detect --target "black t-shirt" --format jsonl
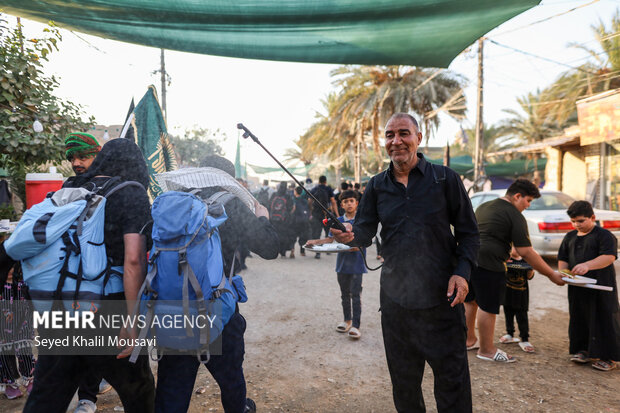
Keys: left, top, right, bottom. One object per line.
{"left": 558, "top": 226, "right": 618, "bottom": 290}
{"left": 476, "top": 198, "right": 531, "bottom": 272}
{"left": 90, "top": 177, "right": 152, "bottom": 267}
{"left": 310, "top": 185, "right": 333, "bottom": 218}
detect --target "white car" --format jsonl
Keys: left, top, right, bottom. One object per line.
{"left": 470, "top": 189, "right": 620, "bottom": 257}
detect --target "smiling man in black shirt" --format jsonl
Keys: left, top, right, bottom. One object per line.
{"left": 332, "top": 113, "right": 479, "bottom": 413}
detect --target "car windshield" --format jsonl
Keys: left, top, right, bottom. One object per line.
{"left": 528, "top": 193, "right": 575, "bottom": 211}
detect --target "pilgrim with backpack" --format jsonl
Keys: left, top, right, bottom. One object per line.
{"left": 152, "top": 156, "right": 279, "bottom": 413}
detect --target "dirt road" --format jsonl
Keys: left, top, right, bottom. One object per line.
{"left": 2, "top": 250, "right": 619, "bottom": 413}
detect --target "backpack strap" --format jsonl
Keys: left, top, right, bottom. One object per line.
{"left": 178, "top": 246, "right": 211, "bottom": 360}
{"left": 431, "top": 163, "right": 447, "bottom": 184}
{"left": 129, "top": 251, "right": 160, "bottom": 364}
{"left": 207, "top": 191, "right": 236, "bottom": 208}
{"left": 103, "top": 180, "right": 145, "bottom": 198}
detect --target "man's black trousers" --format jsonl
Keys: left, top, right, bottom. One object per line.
{"left": 24, "top": 354, "right": 154, "bottom": 413}
{"left": 380, "top": 290, "right": 472, "bottom": 413}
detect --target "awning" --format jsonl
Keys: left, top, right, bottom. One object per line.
{"left": 487, "top": 133, "right": 580, "bottom": 157}
{"left": 2, "top": 0, "right": 540, "bottom": 67}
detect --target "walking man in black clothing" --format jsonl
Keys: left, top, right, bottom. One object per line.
{"left": 332, "top": 113, "right": 479, "bottom": 413}
{"left": 308, "top": 175, "right": 338, "bottom": 259}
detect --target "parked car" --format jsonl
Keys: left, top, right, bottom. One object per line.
{"left": 470, "top": 189, "right": 620, "bottom": 256}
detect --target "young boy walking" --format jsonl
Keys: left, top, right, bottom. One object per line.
{"left": 558, "top": 200, "right": 620, "bottom": 371}
{"left": 306, "top": 190, "right": 366, "bottom": 339}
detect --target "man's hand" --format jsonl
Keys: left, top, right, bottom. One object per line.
{"left": 330, "top": 222, "right": 354, "bottom": 244}
{"left": 548, "top": 271, "right": 566, "bottom": 286}
{"left": 254, "top": 201, "right": 269, "bottom": 219}
{"left": 116, "top": 326, "right": 136, "bottom": 359}
{"left": 447, "top": 275, "right": 468, "bottom": 307}
{"left": 571, "top": 263, "right": 590, "bottom": 275}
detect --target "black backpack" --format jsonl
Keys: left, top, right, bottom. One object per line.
{"left": 293, "top": 198, "right": 310, "bottom": 225}
{"left": 311, "top": 186, "right": 330, "bottom": 217}
{"left": 270, "top": 195, "right": 289, "bottom": 223}
{"left": 256, "top": 188, "right": 270, "bottom": 208}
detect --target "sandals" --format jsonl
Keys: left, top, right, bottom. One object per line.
{"left": 570, "top": 351, "right": 590, "bottom": 364}
{"left": 518, "top": 341, "right": 535, "bottom": 353}
{"left": 466, "top": 340, "right": 480, "bottom": 351}
{"left": 348, "top": 327, "right": 361, "bottom": 339}
{"left": 592, "top": 360, "right": 617, "bottom": 371}
{"left": 499, "top": 334, "right": 521, "bottom": 344}
{"left": 476, "top": 349, "right": 516, "bottom": 363}
{"left": 336, "top": 321, "right": 351, "bottom": 333}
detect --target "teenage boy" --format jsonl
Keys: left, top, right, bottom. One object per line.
{"left": 306, "top": 190, "right": 366, "bottom": 339}
{"left": 464, "top": 179, "right": 565, "bottom": 363}
{"left": 558, "top": 200, "right": 620, "bottom": 371}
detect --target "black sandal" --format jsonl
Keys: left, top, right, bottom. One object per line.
{"left": 570, "top": 351, "right": 590, "bottom": 364}
{"left": 592, "top": 360, "right": 616, "bottom": 371}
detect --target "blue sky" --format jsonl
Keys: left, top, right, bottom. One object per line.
{"left": 12, "top": 0, "right": 620, "bottom": 168}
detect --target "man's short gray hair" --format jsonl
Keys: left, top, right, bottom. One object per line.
{"left": 388, "top": 113, "right": 420, "bottom": 130}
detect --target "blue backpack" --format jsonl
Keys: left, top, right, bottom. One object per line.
{"left": 129, "top": 190, "right": 247, "bottom": 363}
{"left": 3, "top": 178, "right": 143, "bottom": 311}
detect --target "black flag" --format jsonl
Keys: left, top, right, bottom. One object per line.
{"left": 121, "top": 98, "right": 135, "bottom": 140}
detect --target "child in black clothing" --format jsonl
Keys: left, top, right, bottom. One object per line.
{"left": 558, "top": 200, "right": 620, "bottom": 371}
{"left": 500, "top": 250, "right": 535, "bottom": 353}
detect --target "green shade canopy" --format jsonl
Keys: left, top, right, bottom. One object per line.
{"left": 428, "top": 155, "right": 547, "bottom": 177}
{"left": 2, "top": 0, "right": 539, "bottom": 67}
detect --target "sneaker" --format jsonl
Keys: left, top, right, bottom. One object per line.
{"left": 5, "top": 384, "right": 23, "bottom": 400}
{"left": 98, "top": 378, "right": 112, "bottom": 394}
{"left": 244, "top": 398, "right": 257, "bottom": 413}
{"left": 74, "top": 399, "right": 97, "bottom": 413}
{"left": 314, "top": 253, "right": 321, "bottom": 259}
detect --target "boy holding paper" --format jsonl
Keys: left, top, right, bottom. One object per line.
{"left": 558, "top": 200, "right": 620, "bottom": 371}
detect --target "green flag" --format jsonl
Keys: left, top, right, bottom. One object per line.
{"left": 133, "top": 85, "right": 178, "bottom": 198}
{"left": 234, "top": 135, "right": 242, "bottom": 178}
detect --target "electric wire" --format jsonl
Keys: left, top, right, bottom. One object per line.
{"left": 489, "top": 0, "right": 601, "bottom": 37}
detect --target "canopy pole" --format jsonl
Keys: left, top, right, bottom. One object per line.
{"left": 160, "top": 49, "right": 167, "bottom": 125}
{"left": 474, "top": 38, "right": 484, "bottom": 184}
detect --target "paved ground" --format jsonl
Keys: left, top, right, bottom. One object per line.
{"left": 1, "top": 249, "right": 619, "bottom": 412}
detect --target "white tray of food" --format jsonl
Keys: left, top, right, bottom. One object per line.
{"left": 304, "top": 242, "right": 356, "bottom": 253}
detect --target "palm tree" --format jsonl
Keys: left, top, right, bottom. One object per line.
{"left": 501, "top": 91, "right": 563, "bottom": 145}
{"left": 452, "top": 124, "right": 513, "bottom": 158}
{"left": 542, "top": 10, "right": 620, "bottom": 125}
{"left": 298, "top": 66, "right": 467, "bottom": 182}
{"left": 329, "top": 66, "right": 467, "bottom": 151}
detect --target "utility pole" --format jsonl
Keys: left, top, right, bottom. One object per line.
{"left": 16, "top": 17, "right": 24, "bottom": 53}
{"left": 160, "top": 48, "right": 167, "bottom": 125}
{"left": 474, "top": 38, "right": 484, "bottom": 183}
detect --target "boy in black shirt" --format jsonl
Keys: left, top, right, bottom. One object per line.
{"left": 558, "top": 200, "right": 620, "bottom": 371}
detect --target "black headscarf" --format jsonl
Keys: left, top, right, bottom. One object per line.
{"left": 65, "top": 139, "right": 149, "bottom": 189}
{"left": 200, "top": 155, "right": 236, "bottom": 178}
{"left": 276, "top": 181, "right": 287, "bottom": 196}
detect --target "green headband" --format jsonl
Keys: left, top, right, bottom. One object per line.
{"left": 65, "top": 133, "right": 101, "bottom": 160}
